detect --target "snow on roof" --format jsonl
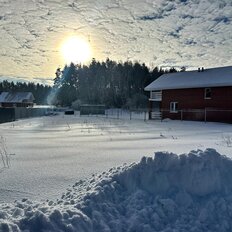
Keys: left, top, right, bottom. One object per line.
{"left": 145, "top": 66, "right": 232, "bottom": 91}
{"left": 0, "top": 92, "right": 34, "bottom": 103}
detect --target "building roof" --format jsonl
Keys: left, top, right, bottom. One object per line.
{"left": 144, "top": 66, "right": 232, "bottom": 91}
{"left": 0, "top": 92, "right": 35, "bottom": 103}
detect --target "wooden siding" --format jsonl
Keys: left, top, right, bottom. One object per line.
{"left": 160, "top": 86, "right": 232, "bottom": 123}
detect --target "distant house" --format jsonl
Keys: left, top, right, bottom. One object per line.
{"left": 144, "top": 66, "right": 232, "bottom": 123}
{"left": 0, "top": 92, "right": 35, "bottom": 108}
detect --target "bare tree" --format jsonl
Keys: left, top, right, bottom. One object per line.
{"left": 0, "top": 136, "right": 10, "bottom": 171}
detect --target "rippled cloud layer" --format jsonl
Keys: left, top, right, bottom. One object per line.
{"left": 0, "top": 0, "right": 231, "bottom": 81}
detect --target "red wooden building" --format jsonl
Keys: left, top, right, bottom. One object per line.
{"left": 145, "top": 66, "right": 232, "bottom": 123}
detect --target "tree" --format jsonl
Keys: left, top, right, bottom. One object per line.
{"left": 52, "top": 59, "right": 178, "bottom": 108}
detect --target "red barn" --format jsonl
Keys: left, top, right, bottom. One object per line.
{"left": 145, "top": 66, "right": 232, "bottom": 123}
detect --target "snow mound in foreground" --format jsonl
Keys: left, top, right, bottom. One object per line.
{"left": 1, "top": 148, "right": 232, "bottom": 232}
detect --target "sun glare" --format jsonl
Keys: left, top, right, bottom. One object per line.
{"left": 61, "top": 36, "right": 92, "bottom": 64}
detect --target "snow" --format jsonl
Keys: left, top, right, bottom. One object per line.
{"left": 1, "top": 149, "right": 232, "bottom": 231}
{"left": 0, "top": 113, "right": 232, "bottom": 231}
{"left": 144, "top": 66, "right": 232, "bottom": 91}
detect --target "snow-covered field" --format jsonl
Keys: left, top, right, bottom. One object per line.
{"left": 0, "top": 114, "right": 232, "bottom": 231}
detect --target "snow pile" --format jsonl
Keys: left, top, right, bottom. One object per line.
{"left": 1, "top": 148, "right": 232, "bottom": 231}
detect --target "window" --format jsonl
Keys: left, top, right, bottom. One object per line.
{"left": 205, "top": 88, "right": 212, "bottom": 99}
{"left": 170, "top": 102, "right": 178, "bottom": 113}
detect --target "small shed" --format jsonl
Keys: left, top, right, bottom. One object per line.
{"left": 0, "top": 92, "right": 35, "bottom": 108}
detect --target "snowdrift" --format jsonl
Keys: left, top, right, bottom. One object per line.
{"left": 1, "top": 148, "right": 232, "bottom": 232}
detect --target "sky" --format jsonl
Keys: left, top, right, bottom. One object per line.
{"left": 0, "top": 0, "right": 232, "bottom": 83}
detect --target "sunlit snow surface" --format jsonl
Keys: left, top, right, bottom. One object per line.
{"left": 0, "top": 113, "right": 232, "bottom": 231}
{"left": 2, "top": 149, "right": 232, "bottom": 231}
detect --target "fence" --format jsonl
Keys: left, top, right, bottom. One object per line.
{"left": 81, "top": 108, "right": 149, "bottom": 121}
{"left": 0, "top": 108, "right": 15, "bottom": 123}
{"left": 80, "top": 105, "right": 106, "bottom": 115}
{"left": 80, "top": 108, "right": 232, "bottom": 123}
{"left": 0, "top": 107, "right": 51, "bottom": 124}
{"left": 159, "top": 109, "right": 232, "bottom": 123}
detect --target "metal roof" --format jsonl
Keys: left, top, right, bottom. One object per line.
{"left": 145, "top": 66, "right": 232, "bottom": 91}
{"left": 0, "top": 92, "right": 35, "bottom": 103}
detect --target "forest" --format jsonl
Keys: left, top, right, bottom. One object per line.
{"left": 51, "top": 58, "right": 177, "bottom": 109}
{"left": 0, "top": 59, "right": 178, "bottom": 108}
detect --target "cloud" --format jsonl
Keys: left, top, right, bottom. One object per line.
{"left": 33, "top": 77, "right": 53, "bottom": 85}
{"left": 139, "top": 13, "right": 163, "bottom": 21}
{"left": 0, "top": 0, "right": 231, "bottom": 81}
{"left": 0, "top": 75, "right": 31, "bottom": 83}
{"left": 214, "top": 16, "right": 230, "bottom": 24}
{"left": 0, "top": 75, "right": 52, "bottom": 85}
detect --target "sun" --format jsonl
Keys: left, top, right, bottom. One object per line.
{"left": 61, "top": 36, "right": 92, "bottom": 64}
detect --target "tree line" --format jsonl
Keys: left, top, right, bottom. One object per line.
{"left": 0, "top": 80, "right": 52, "bottom": 105}
{"left": 0, "top": 59, "right": 178, "bottom": 108}
{"left": 51, "top": 58, "right": 177, "bottom": 109}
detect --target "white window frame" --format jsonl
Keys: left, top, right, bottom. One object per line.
{"left": 204, "top": 88, "right": 212, "bottom": 99}
{"left": 170, "top": 102, "right": 178, "bottom": 113}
